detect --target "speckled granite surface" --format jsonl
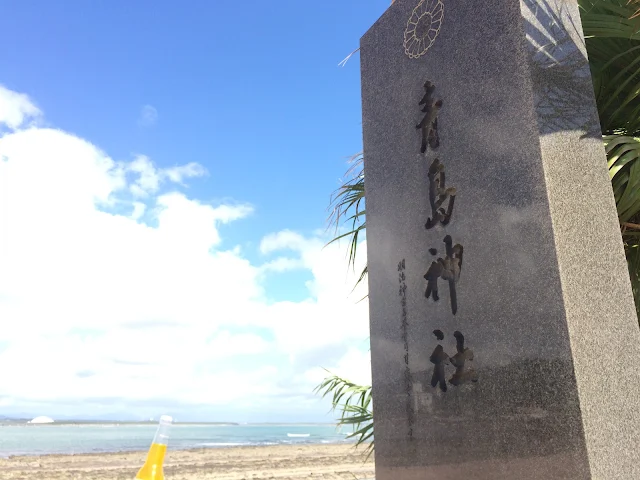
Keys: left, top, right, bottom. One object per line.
{"left": 360, "top": 0, "right": 640, "bottom": 478}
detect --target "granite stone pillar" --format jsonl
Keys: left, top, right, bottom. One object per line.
{"left": 360, "top": 1, "right": 640, "bottom": 478}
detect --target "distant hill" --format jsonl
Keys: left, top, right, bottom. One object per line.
{"left": 0, "top": 412, "right": 243, "bottom": 425}
{"left": 0, "top": 417, "right": 30, "bottom": 425}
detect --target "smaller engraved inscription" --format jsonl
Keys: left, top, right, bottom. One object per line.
{"left": 424, "top": 235, "right": 463, "bottom": 315}
{"left": 429, "top": 330, "right": 478, "bottom": 392}
{"left": 416, "top": 81, "right": 442, "bottom": 153}
{"left": 398, "top": 259, "right": 414, "bottom": 438}
{"left": 426, "top": 158, "right": 456, "bottom": 229}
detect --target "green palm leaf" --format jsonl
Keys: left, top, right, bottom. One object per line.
{"left": 580, "top": 0, "right": 640, "bottom": 134}
{"left": 326, "top": 152, "right": 367, "bottom": 291}
{"left": 314, "top": 372, "right": 374, "bottom": 459}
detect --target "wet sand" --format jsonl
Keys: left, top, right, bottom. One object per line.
{"left": 0, "top": 443, "right": 374, "bottom": 479}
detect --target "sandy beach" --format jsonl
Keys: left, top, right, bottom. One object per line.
{"left": 0, "top": 443, "right": 374, "bottom": 480}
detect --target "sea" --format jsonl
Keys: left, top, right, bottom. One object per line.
{"left": 0, "top": 423, "right": 356, "bottom": 458}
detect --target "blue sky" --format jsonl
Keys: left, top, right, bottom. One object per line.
{"left": 0, "top": 1, "right": 388, "bottom": 422}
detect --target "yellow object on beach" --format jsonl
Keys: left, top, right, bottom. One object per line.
{"left": 135, "top": 415, "right": 172, "bottom": 480}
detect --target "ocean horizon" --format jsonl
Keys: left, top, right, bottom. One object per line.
{"left": 0, "top": 422, "right": 357, "bottom": 458}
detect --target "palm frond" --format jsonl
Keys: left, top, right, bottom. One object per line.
{"left": 314, "top": 372, "right": 374, "bottom": 459}
{"left": 606, "top": 136, "right": 640, "bottom": 221}
{"left": 326, "top": 153, "right": 368, "bottom": 290}
{"left": 339, "top": 48, "right": 361, "bottom": 67}
{"left": 607, "top": 134, "right": 640, "bottom": 317}
{"left": 580, "top": 0, "right": 640, "bottom": 135}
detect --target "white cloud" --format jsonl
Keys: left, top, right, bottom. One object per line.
{"left": 304, "top": 347, "right": 372, "bottom": 387}
{"left": 131, "top": 201, "right": 146, "bottom": 220}
{"left": 138, "top": 104, "right": 158, "bottom": 127}
{"left": 128, "top": 155, "right": 161, "bottom": 193}
{"left": 124, "top": 155, "right": 209, "bottom": 198}
{"left": 260, "top": 257, "right": 305, "bottom": 273}
{"left": 0, "top": 86, "right": 370, "bottom": 421}
{"left": 0, "top": 85, "right": 42, "bottom": 130}
{"left": 260, "top": 230, "right": 310, "bottom": 254}
{"left": 164, "top": 162, "right": 207, "bottom": 184}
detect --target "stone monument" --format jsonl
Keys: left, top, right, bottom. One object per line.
{"left": 360, "top": 0, "right": 640, "bottom": 478}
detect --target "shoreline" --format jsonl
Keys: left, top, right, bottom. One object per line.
{"left": 0, "top": 438, "right": 358, "bottom": 459}
{"left": 0, "top": 443, "right": 374, "bottom": 480}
